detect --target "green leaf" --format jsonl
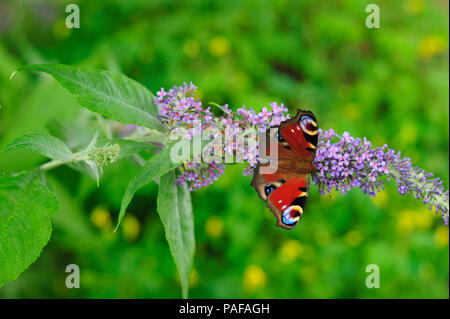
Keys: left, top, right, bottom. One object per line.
{"left": 0, "top": 134, "right": 73, "bottom": 162}
{"left": 157, "top": 170, "right": 194, "bottom": 299}
{"left": 0, "top": 170, "right": 59, "bottom": 287}
{"left": 116, "top": 140, "right": 191, "bottom": 230}
{"left": 19, "top": 64, "right": 165, "bottom": 132}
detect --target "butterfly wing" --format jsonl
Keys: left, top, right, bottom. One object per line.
{"left": 251, "top": 109, "right": 319, "bottom": 230}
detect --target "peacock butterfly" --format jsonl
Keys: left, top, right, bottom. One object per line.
{"left": 251, "top": 109, "right": 318, "bottom": 230}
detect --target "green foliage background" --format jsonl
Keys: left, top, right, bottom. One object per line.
{"left": 0, "top": 0, "right": 448, "bottom": 298}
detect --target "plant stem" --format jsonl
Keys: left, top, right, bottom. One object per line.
{"left": 39, "top": 160, "right": 65, "bottom": 171}
{"left": 209, "top": 102, "right": 230, "bottom": 115}
{"left": 39, "top": 151, "right": 85, "bottom": 172}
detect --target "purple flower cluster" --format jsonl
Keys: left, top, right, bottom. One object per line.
{"left": 236, "top": 102, "right": 290, "bottom": 129}
{"left": 150, "top": 82, "right": 449, "bottom": 224}
{"left": 313, "top": 129, "right": 449, "bottom": 225}
{"left": 155, "top": 82, "right": 214, "bottom": 132}
{"left": 234, "top": 102, "right": 290, "bottom": 172}
{"left": 409, "top": 166, "right": 449, "bottom": 225}
{"left": 154, "top": 83, "right": 290, "bottom": 190}
{"left": 155, "top": 83, "right": 221, "bottom": 190}
{"left": 175, "top": 161, "right": 225, "bottom": 191}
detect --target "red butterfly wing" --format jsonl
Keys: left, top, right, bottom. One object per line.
{"left": 251, "top": 110, "right": 318, "bottom": 230}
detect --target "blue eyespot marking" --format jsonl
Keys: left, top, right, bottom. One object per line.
{"left": 282, "top": 206, "right": 302, "bottom": 226}
{"left": 264, "top": 184, "right": 276, "bottom": 196}
{"left": 299, "top": 115, "right": 317, "bottom": 134}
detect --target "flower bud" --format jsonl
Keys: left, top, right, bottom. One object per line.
{"left": 88, "top": 144, "right": 120, "bottom": 167}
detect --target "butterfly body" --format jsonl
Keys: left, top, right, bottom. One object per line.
{"left": 251, "top": 109, "right": 319, "bottom": 230}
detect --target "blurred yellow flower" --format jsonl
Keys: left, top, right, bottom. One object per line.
{"left": 53, "top": 18, "right": 71, "bottom": 38}
{"left": 398, "top": 123, "right": 417, "bottom": 146}
{"left": 397, "top": 209, "right": 415, "bottom": 235}
{"left": 414, "top": 209, "right": 432, "bottom": 231}
{"left": 279, "top": 240, "right": 303, "bottom": 263}
{"left": 232, "top": 71, "right": 250, "bottom": 90}
{"left": 371, "top": 136, "right": 386, "bottom": 148}
{"left": 183, "top": 39, "right": 200, "bottom": 58}
{"left": 209, "top": 36, "right": 231, "bottom": 57}
{"left": 81, "top": 270, "right": 98, "bottom": 286}
{"left": 205, "top": 216, "right": 223, "bottom": 239}
{"left": 419, "top": 35, "right": 447, "bottom": 60}
{"left": 122, "top": 214, "right": 140, "bottom": 242}
{"left": 397, "top": 208, "right": 435, "bottom": 235}
{"left": 298, "top": 266, "right": 317, "bottom": 283}
{"left": 418, "top": 262, "right": 436, "bottom": 280}
{"left": 90, "top": 206, "right": 112, "bottom": 230}
{"left": 434, "top": 226, "right": 449, "bottom": 247}
{"left": 405, "top": 0, "right": 424, "bottom": 14}
{"left": 189, "top": 268, "right": 199, "bottom": 288}
{"left": 343, "top": 103, "right": 361, "bottom": 121}
{"left": 344, "top": 230, "right": 363, "bottom": 247}
{"left": 243, "top": 265, "right": 267, "bottom": 292}
{"left": 321, "top": 191, "right": 337, "bottom": 206}
{"left": 195, "top": 89, "right": 204, "bottom": 101}
{"left": 371, "top": 190, "right": 388, "bottom": 208}
{"left": 314, "top": 229, "right": 331, "bottom": 246}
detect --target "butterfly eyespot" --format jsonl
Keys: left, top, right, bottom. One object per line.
{"left": 299, "top": 115, "right": 317, "bottom": 134}
{"left": 264, "top": 184, "right": 276, "bottom": 196}
{"left": 277, "top": 131, "right": 285, "bottom": 142}
{"left": 282, "top": 206, "right": 302, "bottom": 226}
